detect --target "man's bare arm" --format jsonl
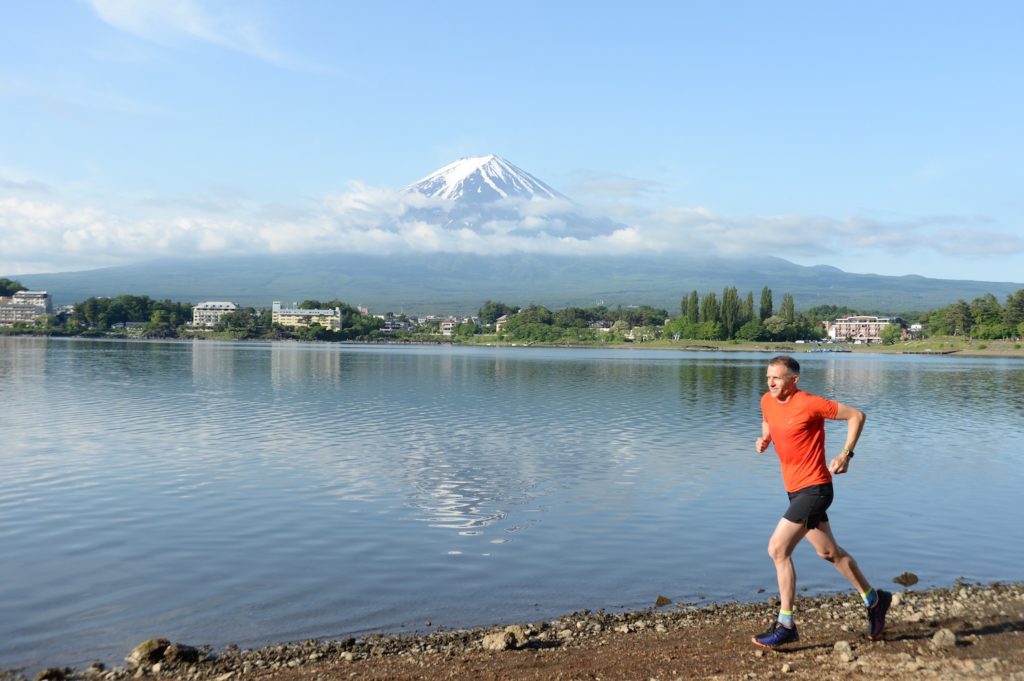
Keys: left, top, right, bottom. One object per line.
{"left": 755, "top": 419, "right": 772, "bottom": 453}
{"left": 829, "top": 403, "right": 865, "bottom": 474}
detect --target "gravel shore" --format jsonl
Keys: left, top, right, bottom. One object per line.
{"left": 12, "top": 580, "right": 1024, "bottom": 681}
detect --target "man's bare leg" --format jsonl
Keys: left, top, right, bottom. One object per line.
{"left": 766, "top": 517, "right": 809, "bottom": 612}
{"left": 804, "top": 520, "right": 870, "bottom": 594}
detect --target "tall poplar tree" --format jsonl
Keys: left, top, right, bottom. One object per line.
{"left": 721, "top": 287, "right": 740, "bottom": 339}
{"left": 759, "top": 286, "right": 773, "bottom": 321}
{"left": 742, "top": 291, "right": 755, "bottom": 325}
{"left": 700, "top": 292, "right": 721, "bottom": 324}
{"left": 781, "top": 293, "right": 796, "bottom": 323}
{"left": 687, "top": 290, "right": 699, "bottom": 324}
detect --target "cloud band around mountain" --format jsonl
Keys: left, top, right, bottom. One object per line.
{"left": 1, "top": 181, "right": 1019, "bottom": 276}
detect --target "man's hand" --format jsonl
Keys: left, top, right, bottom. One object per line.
{"left": 755, "top": 436, "right": 771, "bottom": 453}
{"left": 828, "top": 453, "right": 851, "bottom": 474}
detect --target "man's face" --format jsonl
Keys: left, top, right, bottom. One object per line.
{"left": 766, "top": 364, "right": 799, "bottom": 401}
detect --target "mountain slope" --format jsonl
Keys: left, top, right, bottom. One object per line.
{"left": 15, "top": 252, "right": 1022, "bottom": 314}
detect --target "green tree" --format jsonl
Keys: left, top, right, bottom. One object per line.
{"left": 696, "top": 320, "right": 724, "bottom": 340}
{"left": 945, "top": 300, "right": 972, "bottom": 336}
{"left": 970, "top": 294, "right": 1002, "bottom": 328}
{"left": 699, "top": 292, "right": 720, "bottom": 324}
{"left": 1003, "top": 289, "right": 1024, "bottom": 328}
{"left": 686, "top": 291, "right": 699, "bottom": 324}
{"left": 780, "top": 293, "right": 796, "bottom": 324}
{"left": 972, "top": 322, "right": 1010, "bottom": 340}
{"left": 144, "top": 309, "right": 176, "bottom": 338}
{"left": 759, "top": 286, "right": 773, "bottom": 321}
{"left": 218, "top": 308, "right": 260, "bottom": 337}
{"left": 514, "top": 304, "right": 554, "bottom": 325}
{"left": 0, "top": 278, "right": 26, "bottom": 296}
{"left": 735, "top": 318, "right": 766, "bottom": 341}
{"left": 720, "top": 286, "right": 741, "bottom": 339}
{"left": 617, "top": 305, "right": 669, "bottom": 327}
{"left": 879, "top": 324, "right": 902, "bottom": 345}
{"left": 763, "top": 315, "right": 789, "bottom": 340}
{"left": 72, "top": 297, "right": 103, "bottom": 327}
{"left": 553, "top": 307, "right": 589, "bottom": 329}
{"left": 741, "top": 291, "right": 755, "bottom": 326}
{"left": 479, "top": 300, "right": 518, "bottom": 324}
{"left": 805, "top": 304, "right": 859, "bottom": 324}
{"left": 455, "top": 321, "right": 479, "bottom": 337}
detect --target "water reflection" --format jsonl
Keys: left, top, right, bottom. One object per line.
{"left": 3, "top": 340, "right": 1023, "bottom": 675}
{"left": 269, "top": 343, "right": 343, "bottom": 389}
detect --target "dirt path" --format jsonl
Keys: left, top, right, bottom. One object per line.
{"left": 26, "top": 581, "right": 1022, "bottom": 681}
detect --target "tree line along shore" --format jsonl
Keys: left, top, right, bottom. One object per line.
{"left": 2, "top": 277, "right": 1024, "bottom": 353}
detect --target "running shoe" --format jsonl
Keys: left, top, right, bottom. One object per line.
{"left": 752, "top": 621, "right": 799, "bottom": 649}
{"left": 867, "top": 589, "right": 892, "bottom": 640}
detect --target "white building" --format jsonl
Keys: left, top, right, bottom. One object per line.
{"left": 272, "top": 301, "right": 342, "bottom": 330}
{"left": 440, "top": 318, "right": 458, "bottom": 336}
{"left": 828, "top": 315, "right": 906, "bottom": 343}
{"left": 0, "top": 290, "right": 52, "bottom": 326}
{"left": 192, "top": 301, "right": 239, "bottom": 327}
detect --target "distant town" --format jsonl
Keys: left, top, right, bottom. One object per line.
{"left": 4, "top": 277, "right": 1023, "bottom": 348}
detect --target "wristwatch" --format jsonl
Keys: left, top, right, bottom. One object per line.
{"left": 841, "top": 448, "right": 855, "bottom": 458}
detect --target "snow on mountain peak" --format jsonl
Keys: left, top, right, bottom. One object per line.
{"left": 403, "top": 155, "right": 567, "bottom": 203}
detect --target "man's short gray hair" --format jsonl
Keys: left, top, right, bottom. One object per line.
{"left": 768, "top": 355, "right": 800, "bottom": 375}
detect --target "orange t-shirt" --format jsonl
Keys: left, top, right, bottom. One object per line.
{"left": 760, "top": 390, "right": 839, "bottom": 493}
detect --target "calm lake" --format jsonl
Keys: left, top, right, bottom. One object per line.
{"left": 2, "top": 337, "right": 1022, "bottom": 671}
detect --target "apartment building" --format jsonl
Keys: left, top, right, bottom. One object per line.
{"left": 271, "top": 301, "right": 342, "bottom": 330}
{"left": 827, "top": 315, "right": 906, "bottom": 342}
{"left": 192, "top": 301, "right": 239, "bottom": 327}
{"left": 0, "top": 290, "right": 52, "bottom": 326}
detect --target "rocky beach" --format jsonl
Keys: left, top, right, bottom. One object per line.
{"left": 11, "top": 581, "right": 1024, "bottom": 681}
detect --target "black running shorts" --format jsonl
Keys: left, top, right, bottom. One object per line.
{"left": 783, "top": 482, "right": 834, "bottom": 529}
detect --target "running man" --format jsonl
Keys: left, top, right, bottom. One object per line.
{"left": 752, "top": 355, "right": 890, "bottom": 649}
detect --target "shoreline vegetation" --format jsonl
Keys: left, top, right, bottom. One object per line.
{"left": 3, "top": 280, "right": 1024, "bottom": 357}
{"left": 9, "top": 580, "right": 1024, "bottom": 681}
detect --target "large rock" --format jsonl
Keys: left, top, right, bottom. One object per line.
{"left": 503, "top": 625, "right": 530, "bottom": 648}
{"left": 481, "top": 631, "right": 516, "bottom": 651}
{"left": 833, "top": 640, "right": 855, "bottom": 662}
{"left": 931, "top": 628, "right": 957, "bottom": 649}
{"left": 163, "top": 642, "right": 200, "bottom": 665}
{"left": 126, "top": 638, "right": 171, "bottom": 668}
{"left": 893, "top": 571, "right": 919, "bottom": 587}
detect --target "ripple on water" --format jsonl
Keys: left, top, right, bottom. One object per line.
{"left": 1, "top": 339, "right": 1023, "bottom": 673}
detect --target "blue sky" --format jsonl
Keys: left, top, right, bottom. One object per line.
{"left": 1, "top": 0, "right": 1022, "bottom": 283}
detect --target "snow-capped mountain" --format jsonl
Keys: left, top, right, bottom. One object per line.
{"left": 403, "top": 155, "right": 567, "bottom": 203}
{"left": 398, "top": 155, "right": 621, "bottom": 239}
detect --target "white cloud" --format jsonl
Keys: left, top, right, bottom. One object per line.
{"left": 1, "top": 180, "right": 1021, "bottom": 277}
{"left": 87, "top": 0, "right": 320, "bottom": 70}
{"left": 0, "top": 173, "right": 54, "bottom": 195}
{"left": 565, "top": 170, "right": 664, "bottom": 200}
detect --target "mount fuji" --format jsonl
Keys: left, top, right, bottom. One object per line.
{"left": 403, "top": 155, "right": 566, "bottom": 203}
{"left": 399, "top": 155, "right": 620, "bottom": 239}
